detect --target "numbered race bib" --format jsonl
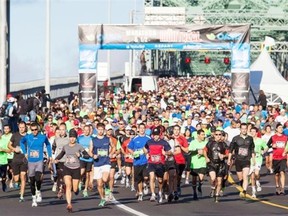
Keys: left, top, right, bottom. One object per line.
{"left": 151, "top": 154, "right": 161, "bottom": 162}
{"left": 30, "top": 150, "right": 40, "bottom": 158}
{"left": 276, "top": 141, "right": 285, "bottom": 148}
{"left": 98, "top": 149, "right": 108, "bottom": 157}
{"left": 212, "top": 151, "right": 219, "bottom": 160}
{"left": 67, "top": 155, "right": 77, "bottom": 164}
{"left": 238, "top": 147, "right": 248, "bottom": 157}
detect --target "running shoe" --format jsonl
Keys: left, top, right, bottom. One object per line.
{"left": 276, "top": 186, "right": 281, "bottom": 195}
{"left": 181, "top": 172, "right": 186, "bottom": 179}
{"left": 168, "top": 193, "right": 174, "bottom": 203}
{"left": 256, "top": 181, "right": 262, "bottom": 192}
{"left": 150, "top": 193, "right": 156, "bottom": 202}
{"left": 251, "top": 193, "right": 257, "bottom": 198}
{"left": 32, "top": 196, "right": 37, "bottom": 207}
{"left": 239, "top": 190, "right": 246, "bottom": 198}
{"left": 131, "top": 185, "right": 136, "bottom": 192}
{"left": 2, "top": 182, "right": 7, "bottom": 192}
{"left": 120, "top": 176, "right": 126, "bottom": 185}
{"left": 197, "top": 185, "right": 202, "bottom": 197}
{"left": 109, "top": 192, "right": 115, "bottom": 201}
{"left": 78, "top": 182, "right": 83, "bottom": 192}
{"left": 36, "top": 191, "right": 42, "bottom": 203}
{"left": 14, "top": 182, "right": 20, "bottom": 189}
{"left": 57, "top": 189, "right": 64, "bottom": 199}
{"left": 98, "top": 199, "right": 106, "bottom": 207}
{"left": 138, "top": 193, "right": 143, "bottom": 201}
{"left": 83, "top": 190, "right": 89, "bottom": 198}
{"left": 280, "top": 188, "right": 285, "bottom": 195}
{"left": 214, "top": 195, "right": 219, "bottom": 203}
{"left": 66, "top": 204, "right": 72, "bottom": 213}
{"left": 158, "top": 192, "right": 163, "bottom": 203}
{"left": 9, "top": 181, "right": 13, "bottom": 189}
{"left": 193, "top": 193, "right": 198, "bottom": 200}
{"left": 185, "top": 179, "right": 189, "bottom": 185}
{"left": 143, "top": 183, "right": 149, "bottom": 195}
{"left": 210, "top": 188, "right": 215, "bottom": 198}
{"left": 19, "top": 196, "right": 24, "bottom": 202}
{"left": 174, "top": 192, "right": 179, "bottom": 201}
{"left": 52, "top": 182, "right": 57, "bottom": 192}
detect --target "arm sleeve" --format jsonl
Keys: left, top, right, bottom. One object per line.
{"left": 267, "top": 137, "right": 273, "bottom": 148}
{"left": 45, "top": 137, "right": 52, "bottom": 158}
{"left": 55, "top": 148, "right": 65, "bottom": 160}
{"left": 229, "top": 137, "right": 236, "bottom": 153}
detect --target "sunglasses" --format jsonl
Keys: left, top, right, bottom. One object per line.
{"left": 31, "top": 128, "right": 38, "bottom": 131}
{"left": 215, "top": 133, "right": 222, "bottom": 136}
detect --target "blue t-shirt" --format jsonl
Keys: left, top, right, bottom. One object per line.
{"left": 92, "top": 136, "right": 110, "bottom": 167}
{"left": 20, "top": 133, "right": 52, "bottom": 163}
{"left": 128, "top": 135, "right": 150, "bottom": 166}
{"left": 78, "top": 135, "right": 93, "bottom": 162}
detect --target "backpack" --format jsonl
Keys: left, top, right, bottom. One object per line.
{"left": 26, "top": 97, "right": 35, "bottom": 112}
{"left": 0, "top": 102, "right": 8, "bottom": 117}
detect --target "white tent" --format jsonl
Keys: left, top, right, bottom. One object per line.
{"left": 250, "top": 50, "right": 288, "bottom": 104}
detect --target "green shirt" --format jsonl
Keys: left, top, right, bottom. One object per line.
{"left": 251, "top": 137, "right": 267, "bottom": 164}
{"left": 189, "top": 139, "right": 208, "bottom": 169}
{"left": 0, "top": 134, "right": 12, "bottom": 165}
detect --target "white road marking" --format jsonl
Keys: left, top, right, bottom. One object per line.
{"left": 111, "top": 200, "right": 149, "bottom": 216}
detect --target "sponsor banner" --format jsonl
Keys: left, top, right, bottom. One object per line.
{"left": 99, "top": 42, "right": 231, "bottom": 50}
{"left": 231, "top": 43, "right": 250, "bottom": 70}
{"left": 231, "top": 72, "right": 250, "bottom": 104}
{"left": 79, "top": 91, "right": 96, "bottom": 111}
{"left": 79, "top": 45, "right": 98, "bottom": 71}
{"left": 231, "top": 90, "right": 249, "bottom": 105}
{"left": 79, "top": 24, "right": 250, "bottom": 45}
{"left": 79, "top": 73, "right": 96, "bottom": 92}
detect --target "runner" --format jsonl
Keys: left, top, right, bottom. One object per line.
{"left": 228, "top": 123, "right": 255, "bottom": 198}
{"left": 20, "top": 122, "right": 52, "bottom": 207}
{"left": 54, "top": 129, "right": 90, "bottom": 212}
{"left": 204, "top": 130, "right": 228, "bottom": 202}
{"left": 89, "top": 123, "right": 115, "bottom": 207}
{"left": 0, "top": 126, "right": 12, "bottom": 192}
{"left": 189, "top": 129, "right": 208, "bottom": 200}
{"left": 249, "top": 127, "right": 268, "bottom": 198}
{"left": 267, "top": 123, "right": 288, "bottom": 195}
{"left": 144, "top": 127, "right": 172, "bottom": 203}
{"left": 128, "top": 123, "right": 150, "bottom": 201}
{"left": 52, "top": 123, "right": 70, "bottom": 199}
{"left": 8, "top": 121, "right": 28, "bottom": 201}
{"left": 78, "top": 124, "right": 93, "bottom": 197}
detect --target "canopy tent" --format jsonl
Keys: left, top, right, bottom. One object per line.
{"left": 250, "top": 50, "right": 288, "bottom": 104}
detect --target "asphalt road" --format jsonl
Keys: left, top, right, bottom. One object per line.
{"left": 0, "top": 167, "right": 288, "bottom": 216}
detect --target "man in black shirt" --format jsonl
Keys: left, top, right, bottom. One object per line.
{"left": 228, "top": 123, "right": 255, "bottom": 198}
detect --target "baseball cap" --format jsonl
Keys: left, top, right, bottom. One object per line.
{"left": 152, "top": 127, "right": 161, "bottom": 135}
{"left": 105, "top": 124, "right": 113, "bottom": 131}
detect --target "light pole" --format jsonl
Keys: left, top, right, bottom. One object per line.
{"left": 0, "top": 0, "right": 7, "bottom": 104}
{"left": 107, "top": 0, "right": 111, "bottom": 85}
{"left": 45, "top": 0, "right": 51, "bottom": 107}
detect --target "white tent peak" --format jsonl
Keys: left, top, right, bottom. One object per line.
{"left": 250, "top": 49, "right": 288, "bottom": 104}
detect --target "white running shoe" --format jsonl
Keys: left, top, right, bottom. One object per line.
{"left": 256, "top": 181, "right": 262, "bottom": 192}
{"left": 52, "top": 182, "right": 57, "bottom": 192}
{"left": 181, "top": 173, "right": 186, "bottom": 179}
{"left": 143, "top": 183, "right": 149, "bottom": 195}
{"left": 251, "top": 193, "right": 257, "bottom": 198}
{"left": 120, "top": 177, "right": 126, "bottom": 185}
{"left": 9, "top": 181, "right": 13, "bottom": 189}
{"left": 36, "top": 191, "right": 42, "bottom": 203}
{"left": 32, "top": 196, "right": 37, "bottom": 207}
{"left": 158, "top": 192, "right": 163, "bottom": 203}
{"left": 185, "top": 179, "right": 189, "bottom": 185}
{"left": 138, "top": 193, "right": 143, "bottom": 201}
{"left": 131, "top": 185, "right": 136, "bottom": 192}
{"left": 150, "top": 193, "right": 156, "bottom": 202}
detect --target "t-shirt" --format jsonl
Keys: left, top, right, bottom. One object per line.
{"left": 0, "top": 136, "right": 9, "bottom": 165}
{"left": 10, "top": 132, "right": 26, "bottom": 163}
{"left": 55, "top": 143, "right": 84, "bottom": 169}
{"left": 230, "top": 135, "right": 255, "bottom": 161}
{"left": 267, "top": 134, "right": 288, "bottom": 160}
{"left": 145, "top": 138, "right": 171, "bottom": 165}
{"left": 53, "top": 136, "right": 70, "bottom": 163}
{"left": 251, "top": 138, "right": 267, "bottom": 165}
{"left": 92, "top": 136, "right": 110, "bottom": 167}
{"left": 189, "top": 139, "right": 208, "bottom": 169}
{"left": 122, "top": 138, "right": 133, "bottom": 163}
{"left": 173, "top": 136, "right": 189, "bottom": 165}
{"left": 78, "top": 135, "right": 93, "bottom": 162}
{"left": 128, "top": 135, "right": 150, "bottom": 166}
{"left": 0, "top": 134, "right": 13, "bottom": 162}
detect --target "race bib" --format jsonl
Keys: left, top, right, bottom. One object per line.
{"left": 67, "top": 155, "right": 77, "bottom": 164}
{"left": 30, "top": 150, "right": 39, "bottom": 158}
{"left": 98, "top": 149, "right": 108, "bottom": 156}
{"left": 276, "top": 141, "right": 285, "bottom": 148}
{"left": 212, "top": 151, "right": 219, "bottom": 160}
{"left": 238, "top": 147, "right": 248, "bottom": 156}
{"left": 151, "top": 154, "right": 161, "bottom": 162}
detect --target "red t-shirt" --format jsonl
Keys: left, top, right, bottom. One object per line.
{"left": 268, "top": 134, "right": 288, "bottom": 160}
{"left": 173, "top": 136, "right": 189, "bottom": 164}
{"left": 122, "top": 138, "right": 133, "bottom": 163}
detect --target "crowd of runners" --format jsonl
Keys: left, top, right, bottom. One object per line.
{"left": 0, "top": 76, "right": 287, "bottom": 212}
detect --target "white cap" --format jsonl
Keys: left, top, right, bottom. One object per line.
{"left": 136, "top": 120, "right": 142, "bottom": 124}
{"left": 105, "top": 124, "right": 113, "bottom": 131}
{"left": 125, "top": 125, "right": 132, "bottom": 130}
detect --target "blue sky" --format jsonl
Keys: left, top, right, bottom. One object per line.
{"left": 10, "top": 0, "right": 144, "bottom": 83}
